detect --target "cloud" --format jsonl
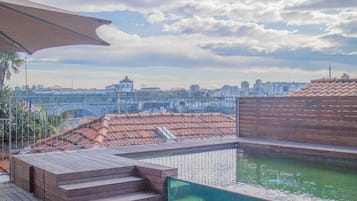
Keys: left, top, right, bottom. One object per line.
{"left": 163, "top": 16, "right": 283, "bottom": 36}
{"left": 32, "top": 0, "right": 174, "bottom": 13}
{"left": 281, "top": 10, "right": 337, "bottom": 25}
{"left": 289, "top": 0, "right": 357, "bottom": 10}
{"left": 28, "top": 25, "right": 354, "bottom": 72}
{"left": 33, "top": 0, "right": 356, "bottom": 34}
{"left": 324, "top": 11, "right": 357, "bottom": 37}
{"left": 146, "top": 12, "right": 165, "bottom": 24}
{"left": 21, "top": 0, "right": 356, "bottom": 88}
{"left": 163, "top": 16, "right": 334, "bottom": 54}
{"left": 321, "top": 34, "right": 357, "bottom": 55}
{"left": 32, "top": 0, "right": 287, "bottom": 23}
{"left": 30, "top": 25, "right": 236, "bottom": 68}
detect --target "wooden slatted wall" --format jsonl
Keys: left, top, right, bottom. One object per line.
{"left": 237, "top": 97, "right": 357, "bottom": 147}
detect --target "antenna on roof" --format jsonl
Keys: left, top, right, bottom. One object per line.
{"left": 329, "top": 65, "right": 332, "bottom": 80}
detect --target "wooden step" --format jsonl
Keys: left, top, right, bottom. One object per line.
{"left": 92, "top": 192, "right": 161, "bottom": 201}
{"left": 57, "top": 166, "right": 136, "bottom": 184}
{"left": 59, "top": 176, "right": 147, "bottom": 200}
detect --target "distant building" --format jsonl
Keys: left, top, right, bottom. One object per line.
{"left": 30, "top": 87, "right": 114, "bottom": 95}
{"left": 135, "top": 87, "right": 162, "bottom": 101}
{"left": 170, "top": 88, "right": 189, "bottom": 98}
{"left": 189, "top": 84, "right": 200, "bottom": 97}
{"left": 240, "top": 81, "right": 250, "bottom": 96}
{"left": 252, "top": 79, "right": 263, "bottom": 96}
{"left": 220, "top": 85, "right": 240, "bottom": 97}
{"left": 119, "top": 76, "right": 134, "bottom": 93}
{"left": 272, "top": 82, "right": 307, "bottom": 96}
{"left": 139, "top": 87, "right": 161, "bottom": 92}
{"left": 239, "top": 80, "right": 306, "bottom": 97}
{"left": 105, "top": 84, "right": 116, "bottom": 90}
{"left": 262, "top": 82, "right": 274, "bottom": 96}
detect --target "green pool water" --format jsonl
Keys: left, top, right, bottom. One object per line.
{"left": 234, "top": 151, "right": 357, "bottom": 201}
{"left": 139, "top": 148, "right": 357, "bottom": 201}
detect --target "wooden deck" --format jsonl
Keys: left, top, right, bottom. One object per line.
{"left": 236, "top": 137, "right": 357, "bottom": 158}
{"left": 0, "top": 176, "right": 39, "bottom": 201}
{"left": 11, "top": 138, "right": 237, "bottom": 201}
{"left": 14, "top": 137, "right": 238, "bottom": 175}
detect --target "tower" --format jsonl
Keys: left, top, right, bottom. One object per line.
{"left": 119, "top": 76, "right": 134, "bottom": 93}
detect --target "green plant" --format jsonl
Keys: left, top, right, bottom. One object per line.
{"left": 0, "top": 85, "right": 12, "bottom": 118}
{"left": 1, "top": 89, "right": 64, "bottom": 147}
{"left": 0, "top": 51, "right": 24, "bottom": 86}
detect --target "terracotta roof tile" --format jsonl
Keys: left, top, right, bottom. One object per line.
{"left": 0, "top": 159, "right": 9, "bottom": 174}
{"left": 290, "top": 78, "right": 357, "bottom": 96}
{"left": 28, "top": 113, "right": 236, "bottom": 152}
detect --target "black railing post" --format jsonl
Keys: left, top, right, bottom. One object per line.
{"left": 236, "top": 97, "right": 240, "bottom": 137}
{"left": 8, "top": 96, "right": 12, "bottom": 181}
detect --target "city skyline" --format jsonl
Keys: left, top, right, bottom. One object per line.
{"left": 7, "top": 0, "right": 357, "bottom": 89}
{"left": 15, "top": 76, "right": 306, "bottom": 91}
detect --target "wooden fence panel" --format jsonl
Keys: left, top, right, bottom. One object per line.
{"left": 237, "top": 97, "right": 357, "bottom": 148}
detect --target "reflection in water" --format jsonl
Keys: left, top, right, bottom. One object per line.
{"left": 140, "top": 149, "right": 237, "bottom": 186}
{"left": 234, "top": 152, "right": 357, "bottom": 201}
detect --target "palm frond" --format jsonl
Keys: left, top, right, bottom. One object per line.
{"left": 0, "top": 51, "right": 24, "bottom": 84}
{"left": 15, "top": 59, "right": 25, "bottom": 67}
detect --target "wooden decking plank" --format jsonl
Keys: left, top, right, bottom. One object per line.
{"left": 236, "top": 137, "right": 357, "bottom": 155}
{"left": 59, "top": 176, "right": 143, "bottom": 190}
{"left": 93, "top": 192, "right": 160, "bottom": 201}
{"left": 0, "top": 182, "right": 39, "bottom": 201}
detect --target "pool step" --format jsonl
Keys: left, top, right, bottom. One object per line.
{"left": 93, "top": 192, "right": 161, "bottom": 201}
{"left": 58, "top": 176, "right": 150, "bottom": 201}
{"left": 57, "top": 166, "right": 136, "bottom": 184}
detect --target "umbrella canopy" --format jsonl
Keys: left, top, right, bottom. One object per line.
{"left": 0, "top": 0, "right": 111, "bottom": 54}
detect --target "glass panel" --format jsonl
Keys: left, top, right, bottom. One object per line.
{"left": 168, "top": 177, "right": 263, "bottom": 201}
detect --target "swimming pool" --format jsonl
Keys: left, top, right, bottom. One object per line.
{"left": 139, "top": 148, "right": 357, "bottom": 201}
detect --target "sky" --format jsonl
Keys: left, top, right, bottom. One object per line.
{"left": 8, "top": 0, "right": 357, "bottom": 90}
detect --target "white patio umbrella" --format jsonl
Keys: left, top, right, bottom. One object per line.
{"left": 0, "top": 0, "right": 111, "bottom": 54}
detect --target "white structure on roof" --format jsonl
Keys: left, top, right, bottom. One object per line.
{"left": 119, "top": 76, "right": 134, "bottom": 93}
{"left": 156, "top": 126, "right": 177, "bottom": 142}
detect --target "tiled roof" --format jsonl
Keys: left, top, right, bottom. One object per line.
{"left": 0, "top": 113, "right": 235, "bottom": 173}
{"left": 0, "top": 159, "right": 9, "bottom": 174}
{"left": 29, "top": 112, "right": 236, "bottom": 152}
{"left": 290, "top": 78, "right": 357, "bottom": 96}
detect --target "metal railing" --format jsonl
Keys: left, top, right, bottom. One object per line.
{"left": 6, "top": 95, "right": 117, "bottom": 152}
{"left": 0, "top": 118, "right": 8, "bottom": 160}
{"left": 0, "top": 118, "right": 9, "bottom": 174}
{"left": 0, "top": 95, "right": 237, "bottom": 175}
{"left": 140, "top": 148, "right": 239, "bottom": 187}
{"left": 120, "top": 96, "right": 236, "bottom": 114}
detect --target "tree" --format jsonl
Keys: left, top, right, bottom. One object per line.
{"left": 0, "top": 51, "right": 24, "bottom": 86}
{"left": 341, "top": 73, "right": 350, "bottom": 79}
{"left": 0, "top": 51, "right": 63, "bottom": 147}
{"left": 0, "top": 85, "right": 12, "bottom": 118}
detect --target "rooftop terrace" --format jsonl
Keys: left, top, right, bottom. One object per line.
{"left": 1, "top": 95, "right": 356, "bottom": 200}
{"left": 8, "top": 137, "right": 357, "bottom": 201}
